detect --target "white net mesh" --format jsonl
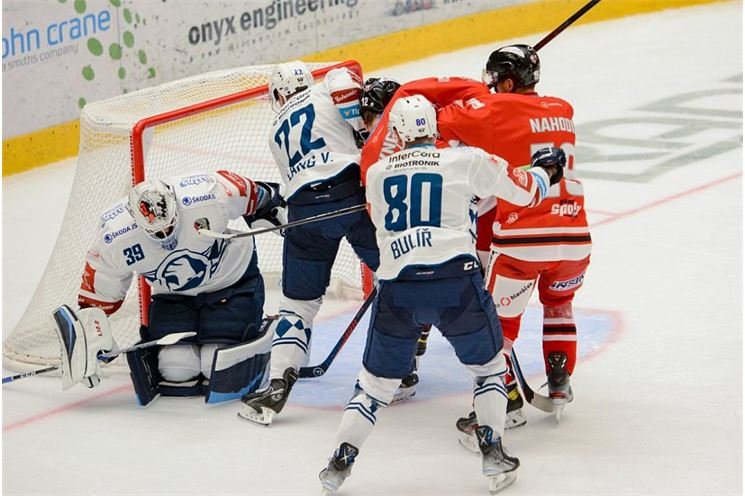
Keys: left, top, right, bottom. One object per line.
{"left": 3, "top": 61, "right": 365, "bottom": 372}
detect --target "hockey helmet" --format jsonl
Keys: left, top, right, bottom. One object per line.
{"left": 127, "top": 179, "right": 178, "bottom": 250}
{"left": 361, "top": 77, "right": 401, "bottom": 116}
{"left": 269, "top": 60, "right": 313, "bottom": 112}
{"left": 482, "top": 44, "right": 540, "bottom": 91}
{"left": 388, "top": 94, "right": 437, "bottom": 143}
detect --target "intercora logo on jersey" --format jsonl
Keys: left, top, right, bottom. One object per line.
{"left": 103, "top": 223, "right": 138, "bottom": 244}
{"left": 549, "top": 274, "right": 585, "bottom": 292}
{"left": 182, "top": 194, "right": 216, "bottom": 206}
{"left": 179, "top": 175, "right": 214, "bottom": 187}
{"left": 143, "top": 239, "right": 228, "bottom": 292}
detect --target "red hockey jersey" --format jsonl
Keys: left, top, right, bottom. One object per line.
{"left": 438, "top": 92, "right": 591, "bottom": 262}
{"left": 360, "top": 77, "right": 489, "bottom": 183}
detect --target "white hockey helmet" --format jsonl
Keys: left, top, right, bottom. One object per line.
{"left": 127, "top": 179, "right": 178, "bottom": 250}
{"left": 269, "top": 60, "right": 313, "bottom": 112}
{"left": 388, "top": 94, "right": 438, "bottom": 143}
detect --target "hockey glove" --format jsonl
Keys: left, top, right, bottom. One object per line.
{"left": 531, "top": 147, "right": 566, "bottom": 186}
{"left": 243, "top": 181, "right": 287, "bottom": 236}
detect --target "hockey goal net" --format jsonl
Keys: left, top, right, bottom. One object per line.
{"left": 3, "top": 60, "right": 370, "bottom": 373}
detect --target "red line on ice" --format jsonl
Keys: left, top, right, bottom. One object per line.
{"left": 592, "top": 172, "right": 741, "bottom": 227}
{"left": 2, "top": 384, "right": 131, "bottom": 433}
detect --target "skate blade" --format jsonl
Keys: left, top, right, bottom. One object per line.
{"left": 457, "top": 432, "right": 481, "bottom": 454}
{"left": 554, "top": 403, "right": 565, "bottom": 424}
{"left": 391, "top": 388, "right": 416, "bottom": 404}
{"left": 505, "top": 411, "right": 527, "bottom": 430}
{"left": 488, "top": 471, "right": 517, "bottom": 494}
{"left": 237, "top": 405, "right": 275, "bottom": 426}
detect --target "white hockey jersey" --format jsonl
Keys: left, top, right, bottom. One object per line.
{"left": 365, "top": 145, "right": 550, "bottom": 281}
{"left": 78, "top": 171, "right": 261, "bottom": 314}
{"left": 268, "top": 67, "right": 365, "bottom": 200}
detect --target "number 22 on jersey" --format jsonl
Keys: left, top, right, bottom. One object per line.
{"left": 383, "top": 173, "right": 443, "bottom": 232}
{"left": 274, "top": 104, "right": 327, "bottom": 168}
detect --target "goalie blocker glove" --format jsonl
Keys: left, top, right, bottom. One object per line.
{"left": 53, "top": 305, "right": 118, "bottom": 390}
{"left": 530, "top": 146, "right": 566, "bottom": 186}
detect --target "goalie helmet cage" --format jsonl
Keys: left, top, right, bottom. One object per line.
{"left": 3, "top": 60, "right": 373, "bottom": 373}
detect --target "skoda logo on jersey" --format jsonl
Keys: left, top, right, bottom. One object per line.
{"left": 182, "top": 194, "right": 216, "bottom": 206}
{"left": 143, "top": 240, "right": 227, "bottom": 292}
{"left": 103, "top": 223, "right": 137, "bottom": 244}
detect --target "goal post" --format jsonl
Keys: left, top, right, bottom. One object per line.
{"left": 3, "top": 60, "right": 373, "bottom": 373}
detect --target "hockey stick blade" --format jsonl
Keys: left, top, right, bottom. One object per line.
{"left": 198, "top": 204, "right": 367, "bottom": 240}
{"left": 510, "top": 349, "right": 556, "bottom": 414}
{"left": 3, "top": 332, "right": 196, "bottom": 384}
{"left": 99, "top": 331, "right": 197, "bottom": 359}
{"left": 299, "top": 287, "right": 377, "bottom": 379}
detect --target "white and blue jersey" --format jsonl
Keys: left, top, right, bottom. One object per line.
{"left": 268, "top": 67, "right": 365, "bottom": 201}
{"left": 365, "top": 144, "right": 549, "bottom": 281}
{"left": 78, "top": 171, "right": 262, "bottom": 313}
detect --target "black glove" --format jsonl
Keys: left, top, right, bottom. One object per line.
{"left": 243, "top": 182, "right": 287, "bottom": 234}
{"left": 531, "top": 147, "right": 566, "bottom": 186}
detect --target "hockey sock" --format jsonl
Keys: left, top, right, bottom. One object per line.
{"left": 473, "top": 374, "right": 509, "bottom": 439}
{"left": 542, "top": 303, "right": 577, "bottom": 375}
{"left": 334, "top": 391, "right": 384, "bottom": 451}
{"left": 269, "top": 313, "right": 311, "bottom": 380}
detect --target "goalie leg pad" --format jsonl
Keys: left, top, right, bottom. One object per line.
{"left": 126, "top": 345, "right": 163, "bottom": 406}
{"left": 205, "top": 329, "right": 273, "bottom": 404}
{"left": 53, "top": 305, "right": 116, "bottom": 390}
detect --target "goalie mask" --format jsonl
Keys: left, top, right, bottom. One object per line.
{"left": 482, "top": 44, "right": 540, "bottom": 91}
{"left": 388, "top": 94, "right": 438, "bottom": 144}
{"left": 128, "top": 179, "right": 179, "bottom": 250}
{"left": 269, "top": 60, "right": 313, "bottom": 112}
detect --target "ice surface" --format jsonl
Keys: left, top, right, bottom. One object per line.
{"left": 2, "top": 3, "right": 742, "bottom": 495}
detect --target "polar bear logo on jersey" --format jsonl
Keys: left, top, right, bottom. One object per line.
{"left": 143, "top": 240, "right": 227, "bottom": 292}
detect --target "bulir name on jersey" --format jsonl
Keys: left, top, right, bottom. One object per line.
{"left": 391, "top": 228, "right": 433, "bottom": 259}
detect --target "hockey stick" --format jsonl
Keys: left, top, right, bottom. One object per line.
{"left": 2, "top": 331, "right": 196, "bottom": 384}
{"left": 198, "top": 204, "right": 367, "bottom": 240}
{"left": 299, "top": 287, "right": 377, "bottom": 378}
{"left": 509, "top": 348, "right": 556, "bottom": 413}
{"left": 533, "top": 0, "right": 602, "bottom": 51}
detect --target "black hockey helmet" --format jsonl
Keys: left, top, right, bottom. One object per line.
{"left": 361, "top": 77, "right": 402, "bottom": 115}
{"left": 483, "top": 44, "right": 540, "bottom": 91}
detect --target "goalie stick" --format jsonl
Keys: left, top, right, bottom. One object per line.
{"left": 299, "top": 287, "right": 377, "bottom": 379}
{"left": 198, "top": 204, "right": 367, "bottom": 240}
{"left": 2, "top": 331, "right": 196, "bottom": 385}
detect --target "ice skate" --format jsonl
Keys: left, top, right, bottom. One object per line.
{"left": 391, "top": 372, "right": 418, "bottom": 404}
{"left": 476, "top": 425, "right": 519, "bottom": 494}
{"left": 546, "top": 352, "right": 573, "bottom": 423}
{"left": 505, "top": 382, "right": 527, "bottom": 430}
{"left": 238, "top": 368, "right": 298, "bottom": 426}
{"left": 319, "top": 442, "right": 359, "bottom": 495}
{"left": 456, "top": 411, "right": 480, "bottom": 453}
